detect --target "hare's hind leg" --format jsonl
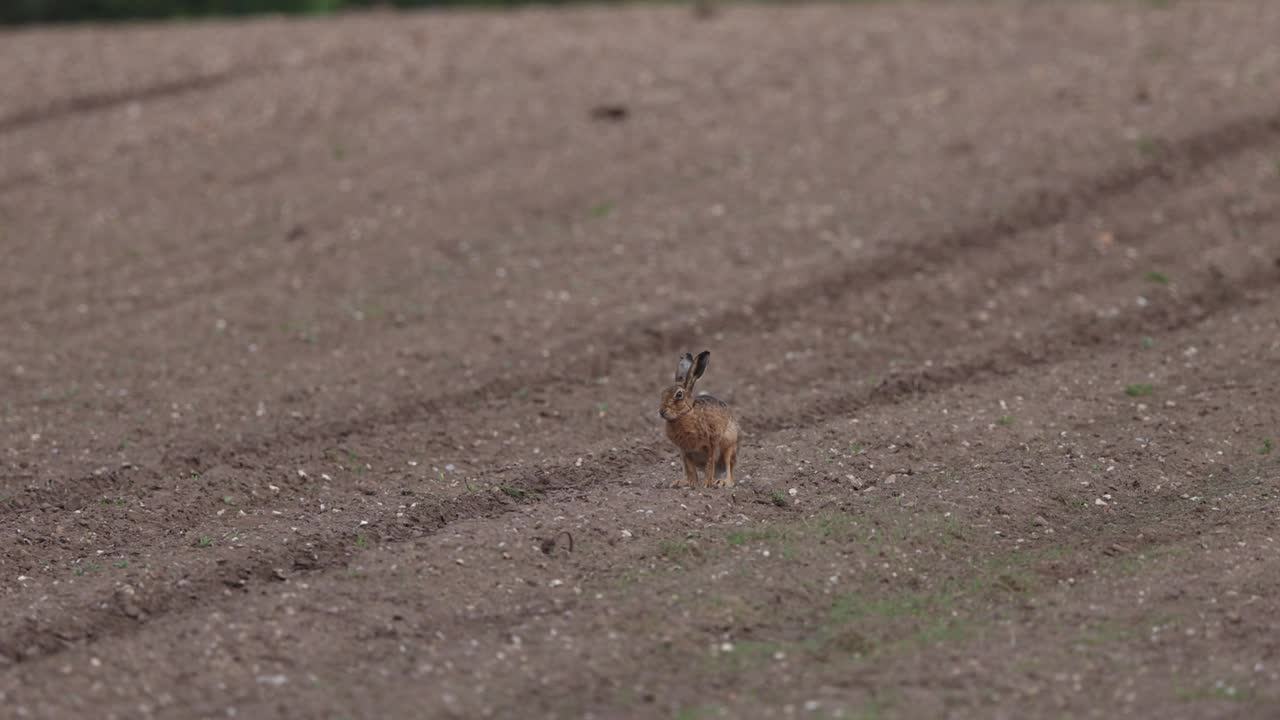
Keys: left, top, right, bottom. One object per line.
{"left": 716, "top": 443, "right": 737, "bottom": 488}
{"left": 702, "top": 447, "right": 720, "bottom": 489}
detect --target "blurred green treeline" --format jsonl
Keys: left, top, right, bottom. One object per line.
{"left": 1, "top": 0, "right": 577, "bottom": 25}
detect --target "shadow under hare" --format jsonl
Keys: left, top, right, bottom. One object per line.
{"left": 659, "top": 350, "right": 740, "bottom": 488}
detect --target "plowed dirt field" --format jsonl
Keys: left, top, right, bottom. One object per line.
{"left": 2, "top": 1, "right": 1279, "bottom": 718}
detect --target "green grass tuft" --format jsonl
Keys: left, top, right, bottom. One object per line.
{"left": 1136, "top": 136, "right": 1161, "bottom": 158}
{"left": 1124, "top": 383, "right": 1154, "bottom": 397}
{"left": 659, "top": 539, "right": 697, "bottom": 561}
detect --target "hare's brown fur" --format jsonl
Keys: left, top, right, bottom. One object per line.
{"left": 660, "top": 351, "right": 740, "bottom": 488}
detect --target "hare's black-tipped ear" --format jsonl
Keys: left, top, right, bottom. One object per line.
{"left": 675, "top": 353, "right": 694, "bottom": 383}
{"left": 692, "top": 350, "right": 710, "bottom": 381}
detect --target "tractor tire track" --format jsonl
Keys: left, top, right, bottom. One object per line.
{"left": 1, "top": 238, "right": 1272, "bottom": 667}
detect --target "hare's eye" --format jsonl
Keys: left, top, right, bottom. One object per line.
{"left": 674, "top": 390, "right": 684, "bottom": 399}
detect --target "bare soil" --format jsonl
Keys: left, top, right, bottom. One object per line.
{"left": 2, "top": 1, "right": 1279, "bottom": 718}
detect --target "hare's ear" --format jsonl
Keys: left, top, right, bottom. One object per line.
{"left": 691, "top": 350, "right": 710, "bottom": 383}
{"left": 675, "top": 353, "right": 694, "bottom": 384}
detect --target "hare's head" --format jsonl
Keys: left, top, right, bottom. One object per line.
{"left": 659, "top": 350, "right": 709, "bottom": 420}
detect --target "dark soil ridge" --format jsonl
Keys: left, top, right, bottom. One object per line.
{"left": 6, "top": 95, "right": 1279, "bottom": 355}
{"left": 12, "top": 100, "right": 1277, "bottom": 507}
{"left": 2, "top": 135, "right": 1275, "bottom": 650}
{"left": 7, "top": 117, "right": 1278, "bottom": 522}
{"left": 0, "top": 69, "right": 246, "bottom": 135}
{"left": 0, "top": 45, "right": 376, "bottom": 137}
{"left": 508, "top": 256, "right": 1275, "bottom": 489}
{"left": 0, "top": 7, "right": 1114, "bottom": 313}
{"left": 11, "top": 291, "right": 1274, "bottom": 716}
{"left": 2, "top": 248, "right": 1271, "bottom": 667}
{"left": 311, "top": 100, "right": 1280, "bottom": 432}
{"left": 3, "top": 154, "right": 1273, "bottom": 530}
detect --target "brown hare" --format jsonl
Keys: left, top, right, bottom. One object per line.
{"left": 659, "top": 350, "right": 740, "bottom": 488}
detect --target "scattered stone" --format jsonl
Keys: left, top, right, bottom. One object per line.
{"left": 589, "top": 104, "right": 629, "bottom": 122}
{"left": 115, "top": 586, "right": 145, "bottom": 619}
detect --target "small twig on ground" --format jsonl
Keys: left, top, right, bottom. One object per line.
{"left": 540, "top": 530, "right": 574, "bottom": 555}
